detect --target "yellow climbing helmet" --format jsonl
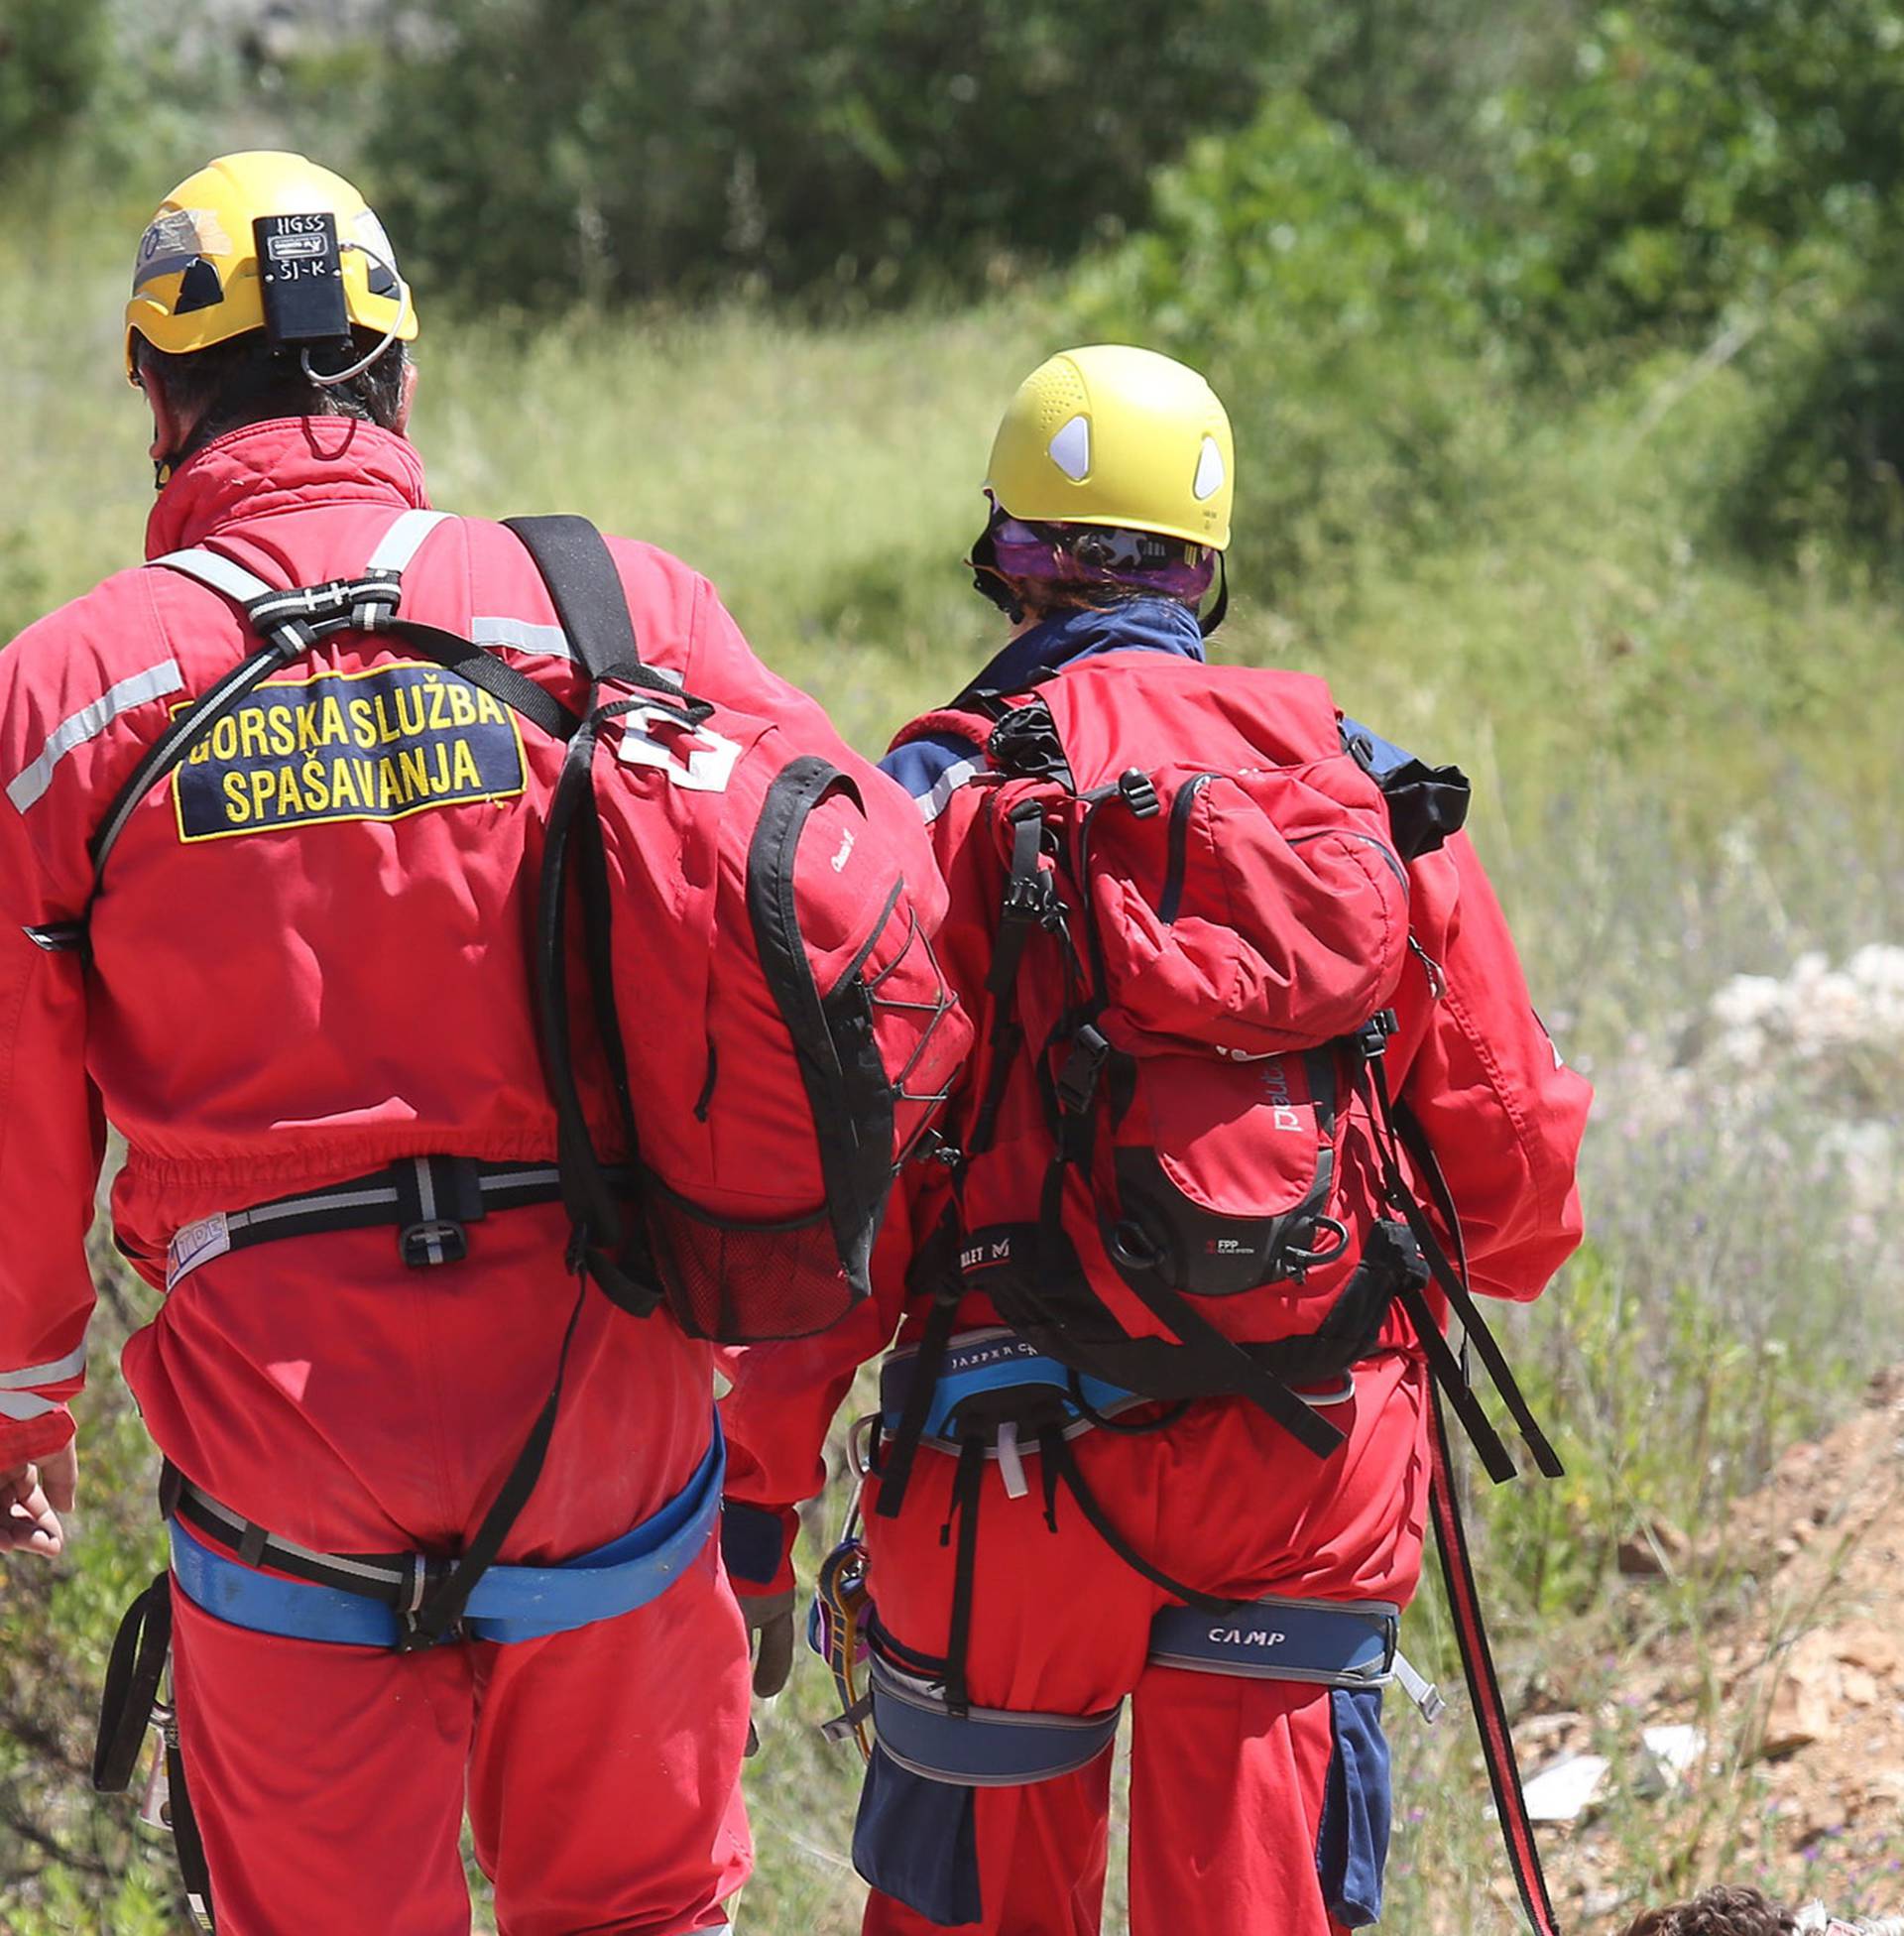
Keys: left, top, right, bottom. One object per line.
{"left": 125, "top": 151, "right": 416, "bottom": 383}
{"left": 984, "top": 344, "right": 1234, "bottom": 550}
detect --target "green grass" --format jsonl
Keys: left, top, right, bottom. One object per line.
{"left": 5, "top": 184, "right": 1904, "bottom": 1932}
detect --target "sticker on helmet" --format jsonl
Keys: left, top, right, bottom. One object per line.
{"left": 1047, "top": 414, "right": 1091, "bottom": 482}
{"left": 170, "top": 662, "right": 527, "bottom": 842}
{"left": 132, "top": 207, "right": 236, "bottom": 292}
{"left": 1193, "top": 435, "right": 1226, "bottom": 502}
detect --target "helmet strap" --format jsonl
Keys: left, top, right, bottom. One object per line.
{"left": 967, "top": 510, "right": 1025, "bottom": 624}
{"left": 1197, "top": 552, "right": 1229, "bottom": 638}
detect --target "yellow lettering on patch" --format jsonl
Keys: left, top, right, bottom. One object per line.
{"left": 173, "top": 662, "right": 529, "bottom": 842}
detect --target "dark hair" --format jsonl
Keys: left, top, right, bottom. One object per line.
{"left": 135, "top": 326, "right": 409, "bottom": 464}
{"left": 1618, "top": 1887, "right": 1798, "bottom": 1936}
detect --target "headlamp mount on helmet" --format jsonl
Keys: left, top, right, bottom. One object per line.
{"left": 254, "top": 212, "right": 412, "bottom": 389}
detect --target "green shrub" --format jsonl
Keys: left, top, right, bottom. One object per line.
{"left": 1488, "top": 2, "right": 1904, "bottom": 346}
{"left": 1068, "top": 92, "right": 1518, "bottom": 600}
{"left": 0, "top": 0, "right": 113, "bottom": 171}
{"left": 370, "top": 0, "right": 1281, "bottom": 307}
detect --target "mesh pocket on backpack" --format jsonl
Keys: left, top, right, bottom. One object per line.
{"left": 643, "top": 1181, "right": 862, "bottom": 1344}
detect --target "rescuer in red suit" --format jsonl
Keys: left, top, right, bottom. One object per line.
{"left": 717, "top": 346, "right": 1593, "bottom": 1936}
{"left": 0, "top": 151, "right": 854, "bottom": 1935}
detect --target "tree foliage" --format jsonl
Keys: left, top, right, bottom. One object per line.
{"left": 369, "top": 0, "right": 1281, "bottom": 306}
{"left": 0, "top": 0, "right": 113, "bottom": 171}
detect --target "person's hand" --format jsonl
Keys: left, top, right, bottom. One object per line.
{"left": 738, "top": 1588, "right": 796, "bottom": 1755}
{"left": 1, "top": 1440, "right": 77, "bottom": 1558}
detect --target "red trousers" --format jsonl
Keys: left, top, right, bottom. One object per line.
{"left": 123, "top": 1201, "right": 751, "bottom": 1935}
{"left": 855, "top": 1353, "right": 1430, "bottom": 1936}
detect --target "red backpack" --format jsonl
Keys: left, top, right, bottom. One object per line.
{"left": 881, "top": 653, "right": 1550, "bottom": 1485}
{"left": 519, "top": 520, "right": 973, "bottom": 1343}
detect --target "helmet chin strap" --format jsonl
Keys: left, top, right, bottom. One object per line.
{"left": 967, "top": 509, "right": 1026, "bottom": 623}
{"left": 1198, "top": 552, "right": 1229, "bottom": 638}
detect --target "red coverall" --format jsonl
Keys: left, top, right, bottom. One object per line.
{"left": 0, "top": 419, "right": 847, "bottom": 1935}
{"left": 719, "top": 665, "right": 1593, "bottom": 1936}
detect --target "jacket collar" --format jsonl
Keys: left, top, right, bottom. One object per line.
{"left": 145, "top": 419, "right": 432, "bottom": 559}
{"left": 956, "top": 596, "right": 1206, "bottom": 707}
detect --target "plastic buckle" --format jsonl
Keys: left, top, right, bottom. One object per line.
{"left": 1056, "top": 1025, "right": 1111, "bottom": 1114}
{"left": 400, "top": 1218, "right": 468, "bottom": 1269}
{"left": 1001, "top": 873, "right": 1049, "bottom": 925}
{"left": 1355, "top": 1009, "right": 1399, "bottom": 1060}
{"left": 1117, "top": 769, "right": 1162, "bottom": 818}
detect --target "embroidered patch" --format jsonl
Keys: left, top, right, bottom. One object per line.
{"left": 172, "top": 662, "right": 527, "bottom": 841}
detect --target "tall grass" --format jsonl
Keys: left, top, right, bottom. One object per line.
{"left": 4, "top": 190, "right": 1903, "bottom": 1929}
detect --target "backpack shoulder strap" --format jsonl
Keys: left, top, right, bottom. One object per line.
{"left": 94, "top": 515, "right": 581, "bottom": 880}
{"left": 502, "top": 515, "right": 646, "bottom": 684}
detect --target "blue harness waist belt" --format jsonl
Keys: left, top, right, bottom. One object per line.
{"left": 169, "top": 1425, "right": 724, "bottom": 1649}
{"left": 880, "top": 1327, "right": 1147, "bottom": 1452}
{"left": 867, "top": 1592, "right": 1439, "bottom": 1788}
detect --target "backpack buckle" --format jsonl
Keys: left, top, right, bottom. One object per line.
{"left": 1117, "top": 769, "right": 1162, "bottom": 818}
{"left": 1056, "top": 1025, "right": 1111, "bottom": 1114}
{"left": 400, "top": 1218, "right": 468, "bottom": 1269}
{"left": 1355, "top": 1010, "right": 1399, "bottom": 1060}
{"left": 1001, "top": 873, "right": 1050, "bottom": 924}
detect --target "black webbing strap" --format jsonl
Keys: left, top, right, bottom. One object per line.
{"left": 503, "top": 515, "right": 650, "bottom": 688}
{"left": 399, "top": 1271, "right": 591, "bottom": 1649}
{"left": 873, "top": 1278, "right": 962, "bottom": 1519}
{"left": 168, "top": 1728, "right": 218, "bottom": 1931}
{"left": 170, "top": 1480, "right": 423, "bottom": 1608}
{"left": 1427, "top": 1386, "right": 1563, "bottom": 1936}
{"left": 93, "top": 1573, "right": 172, "bottom": 1792}
{"left": 90, "top": 636, "right": 300, "bottom": 877}
{"left": 1364, "top": 1050, "right": 1562, "bottom": 1481}
{"left": 88, "top": 555, "right": 584, "bottom": 886}
{"left": 1109, "top": 1261, "right": 1346, "bottom": 1460}
{"left": 969, "top": 806, "right": 1048, "bottom": 1155}
{"left": 1042, "top": 1432, "right": 1235, "bottom": 1614}
{"left": 941, "top": 1437, "right": 987, "bottom": 1716}
{"left": 381, "top": 619, "right": 579, "bottom": 741}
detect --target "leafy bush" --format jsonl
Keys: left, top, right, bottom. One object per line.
{"left": 1488, "top": 2, "right": 1904, "bottom": 346}
{"left": 370, "top": 0, "right": 1281, "bottom": 306}
{"left": 0, "top": 0, "right": 113, "bottom": 172}
{"left": 1069, "top": 92, "right": 1519, "bottom": 600}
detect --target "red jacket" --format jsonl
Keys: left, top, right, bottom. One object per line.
{"left": 0, "top": 417, "right": 847, "bottom": 1469}
{"left": 717, "top": 653, "right": 1593, "bottom": 1578}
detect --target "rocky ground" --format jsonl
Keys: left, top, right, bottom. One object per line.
{"left": 1518, "top": 1366, "right": 1904, "bottom": 1928}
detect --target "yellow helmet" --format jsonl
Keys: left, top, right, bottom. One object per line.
{"left": 984, "top": 344, "right": 1234, "bottom": 550}
{"left": 125, "top": 151, "right": 416, "bottom": 383}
